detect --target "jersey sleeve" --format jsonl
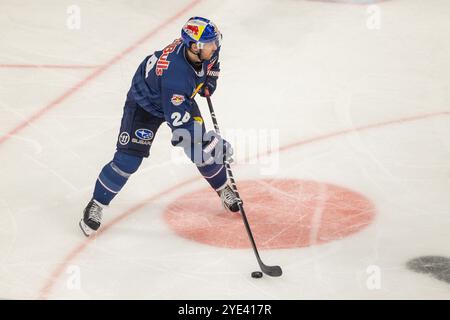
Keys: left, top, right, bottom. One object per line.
{"left": 199, "top": 49, "right": 221, "bottom": 97}
{"left": 207, "top": 48, "right": 220, "bottom": 76}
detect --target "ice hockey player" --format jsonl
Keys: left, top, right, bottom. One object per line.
{"left": 80, "top": 17, "right": 242, "bottom": 237}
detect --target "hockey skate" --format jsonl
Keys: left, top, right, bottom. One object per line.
{"left": 79, "top": 199, "right": 103, "bottom": 237}
{"left": 217, "top": 184, "right": 242, "bottom": 213}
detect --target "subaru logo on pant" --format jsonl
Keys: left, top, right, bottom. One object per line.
{"left": 135, "top": 128, "right": 154, "bottom": 141}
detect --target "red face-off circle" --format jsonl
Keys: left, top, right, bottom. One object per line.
{"left": 164, "top": 179, "right": 375, "bottom": 249}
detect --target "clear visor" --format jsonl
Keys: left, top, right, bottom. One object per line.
{"left": 197, "top": 33, "right": 222, "bottom": 49}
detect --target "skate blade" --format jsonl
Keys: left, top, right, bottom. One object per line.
{"left": 79, "top": 219, "right": 96, "bottom": 237}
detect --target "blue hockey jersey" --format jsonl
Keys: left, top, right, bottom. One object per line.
{"left": 126, "top": 38, "right": 220, "bottom": 138}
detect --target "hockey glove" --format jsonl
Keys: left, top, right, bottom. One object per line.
{"left": 197, "top": 131, "right": 233, "bottom": 166}
{"left": 200, "top": 69, "right": 220, "bottom": 97}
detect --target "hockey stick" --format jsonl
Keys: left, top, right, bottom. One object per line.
{"left": 205, "top": 94, "right": 282, "bottom": 277}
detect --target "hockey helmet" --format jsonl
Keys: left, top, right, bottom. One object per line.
{"left": 181, "top": 17, "right": 222, "bottom": 49}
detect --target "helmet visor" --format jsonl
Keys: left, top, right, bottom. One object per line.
{"left": 198, "top": 32, "right": 222, "bottom": 49}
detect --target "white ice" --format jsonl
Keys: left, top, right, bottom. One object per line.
{"left": 0, "top": 0, "right": 449, "bottom": 299}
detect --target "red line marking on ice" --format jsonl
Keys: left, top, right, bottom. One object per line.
{"left": 0, "top": 64, "right": 100, "bottom": 69}
{"left": 38, "top": 176, "right": 199, "bottom": 300}
{"left": 277, "top": 111, "right": 450, "bottom": 155}
{"left": 37, "top": 109, "right": 450, "bottom": 299}
{"left": 0, "top": 0, "right": 203, "bottom": 146}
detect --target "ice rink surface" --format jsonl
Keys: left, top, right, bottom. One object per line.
{"left": 0, "top": 0, "right": 449, "bottom": 299}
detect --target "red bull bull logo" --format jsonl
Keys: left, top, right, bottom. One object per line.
{"left": 171, "top": 94, "right": 185, "bottom": 106}
{"left": 183, "top": 23, "right": 205, "bottom": 41}
{"left": 185, "top": 24, "right": 199, "bottom": 36}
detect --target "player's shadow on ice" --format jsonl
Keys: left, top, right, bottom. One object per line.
{"left": 406, "top": 256, "right": 450, "bottom": 284}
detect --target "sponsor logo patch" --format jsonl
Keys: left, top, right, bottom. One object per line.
{"left": 135, "top": 128, "right": 154, "bottom": 141}
{"left": 131, "top": 138, "right": 152, "bottom": 146}
{"left": 118, "top": 132, "right": 130, "bottom": 145}
{"left": 171, "top": 94, "right": 185, "bottom": 106}
{"left": 156, "top": 38, "right": 182, "bottom": 76}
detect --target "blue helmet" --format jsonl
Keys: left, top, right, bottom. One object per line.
{"left": 181, "top": 17, "right": 222, "bottom": 49}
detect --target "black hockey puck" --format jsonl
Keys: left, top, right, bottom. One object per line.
{"left": 251, "top": 271, "right": 263, "bottom": 278}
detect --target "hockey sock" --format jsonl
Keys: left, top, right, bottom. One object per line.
{"left": 93, "top": 151, "right": 143, "bottom": 205}
{"left": 197, "top": 163, "right": 227, "bottom": 191}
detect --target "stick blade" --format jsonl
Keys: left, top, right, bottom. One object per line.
{"left": 261, "top": 264, "right": 283, "bottom": 277}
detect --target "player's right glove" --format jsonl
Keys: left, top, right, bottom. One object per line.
{"left": 197, "top": 130, "right": 233, "bottom": 166}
